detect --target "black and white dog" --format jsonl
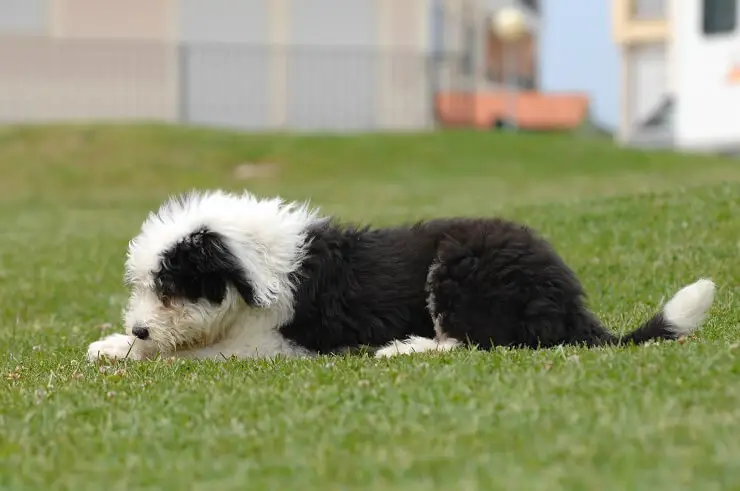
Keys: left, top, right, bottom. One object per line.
{"left": 87, "top": 190, "right": 715, "bottom": 362}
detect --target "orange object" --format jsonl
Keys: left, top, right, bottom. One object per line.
{"left": 727, "top": 64, "right": 740, "bottom": 84}
{"left": 435, "top": 91, "right": 590, "bottom": 130}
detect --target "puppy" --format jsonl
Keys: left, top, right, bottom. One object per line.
{"left": 87, "top": 190, "right": 716, "bottom": 362}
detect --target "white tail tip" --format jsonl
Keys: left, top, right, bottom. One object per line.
{"left": 663, "top": 278, "right": 716, "bottom": 335}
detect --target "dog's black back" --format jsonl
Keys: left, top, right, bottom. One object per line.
{"left": 279, "top": 217, "right": 617, "bottom": 354}
{"left": 281, "top": 221, "right": 438, "bottom": 353}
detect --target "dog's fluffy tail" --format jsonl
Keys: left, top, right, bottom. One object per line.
{"left": 614, "top": 279, "right": 715, "bottom": 345}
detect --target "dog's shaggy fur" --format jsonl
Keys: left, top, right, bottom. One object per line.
{"left": 87, "top": 190, "right": 716, "bottom": 362}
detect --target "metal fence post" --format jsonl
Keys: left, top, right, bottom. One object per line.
{"left": 177, "top": 42, "right": 189, "bottom": 125}
{"left": 427, "top": 52, "right": 438, "bottom": 129}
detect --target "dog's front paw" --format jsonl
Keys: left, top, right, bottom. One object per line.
{"left": 87, "top": 334, "right": 143, "bottom": 362}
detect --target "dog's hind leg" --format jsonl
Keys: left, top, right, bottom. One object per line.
{"left": 374, "top": 336, "right": 461, "bottom": 358}
{"left": 425, "top": 231, "right": 601, "bottom": 350}
{"left": 374, "top": 259, "right": 465, "bottom": 359}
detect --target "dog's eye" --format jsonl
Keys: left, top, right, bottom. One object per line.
{"left": 161, "top": 295, "right": 172, "bottom": 308}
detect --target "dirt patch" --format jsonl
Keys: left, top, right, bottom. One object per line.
{"left": 232, "top": 162, "right": 280, "bottom": 180}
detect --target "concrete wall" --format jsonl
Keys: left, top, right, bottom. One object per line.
{"left": 376, "top": 0, "right": 432, "bottom": 129}
{"left": 287, "top": 0, "right": 378, "bottom": 131}
{"left": 0, "top": 0, "right": 178, "bottom": 123}
{"left": 0, "top": 0, "right": 48, "bottom": 34}
{"left": 0, "top": 0, "right": 434, "bottom": 131}
{"left": 0, "top": 36, "right": 178, "bottom": 123}
{"left": 51, "top": 0, "right": 175, "bottom": 39}
{"left": 179, "top": 0, "right": 271, "bottom": 129}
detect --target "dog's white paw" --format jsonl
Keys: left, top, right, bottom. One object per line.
{"left": 87, "top": 333, "right": 141, "bottom": 362}
{"left": 375, "top": 340, "right": 411, "bottom": 358}
{"left": 375, "top": 336, "right": 461, "bottom": 358}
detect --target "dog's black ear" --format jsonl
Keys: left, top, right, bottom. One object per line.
{"left": 158, "top": 228, "right": 261, "bottom": 306}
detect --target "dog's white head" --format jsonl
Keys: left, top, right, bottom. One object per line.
{"left": 122, "top": 190, "right": 320, "bottom": 354}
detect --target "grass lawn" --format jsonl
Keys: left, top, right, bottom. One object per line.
{"left": 1, "top": 124, "right": 739, "bottom": 491}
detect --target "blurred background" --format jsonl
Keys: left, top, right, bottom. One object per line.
{"left": 0, "top": 0, "right": 736, "bottom": 151}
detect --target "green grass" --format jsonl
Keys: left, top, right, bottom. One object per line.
{"left": 1, "top": 124, "right": 739, "bottom": 491}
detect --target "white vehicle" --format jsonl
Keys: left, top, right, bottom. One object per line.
{"left": 673, "top": 0, "right": 740, "bottom": 151}
{"left": 615, "top": 0, "right": 740, "bottom": 152}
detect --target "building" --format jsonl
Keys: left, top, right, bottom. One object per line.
{"left": 434, "top": 0, "right": 590, "bottom": 131}
{"left": 0, "top": 0, "right": 455, "bottom": 131}
{"left": 0, "top": 0, "right": 590, "bottom": 133}
{"left": 612, "top": 0, "right": 740, "bottom": 151}
{"left": 483, "top": 0, "right": 539, "bottom": 89}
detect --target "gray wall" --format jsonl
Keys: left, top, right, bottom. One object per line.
{"left": 180, "top": 0, "right": 268, "bottom": 44}
{"left": 287, "top": 0, "right": 378, "bottom": 131}
{"left": 0, "top": 0, "right": 47, "bottom": 34}
{"left": 179, "top": 0, "right": 270, "bottom": 129}
{"left": 0, "top": 0, "right": 433, "bottom": 131}
{"left": 179, "top": 0, "right": 383, "bottom": 132}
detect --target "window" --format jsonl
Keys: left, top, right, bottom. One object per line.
{"left": 484, "top": 29, "right": 537, "bottom": 89}
{"left": 520, "top": 0, "right": 538, "bottom": 13}
{"left": 631, "top": 0, "right": 666, "bottom": 20}
{"left": 703, "top": 0, "right": 737, "bottom": 35}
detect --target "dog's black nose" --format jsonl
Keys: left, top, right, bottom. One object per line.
{"left": 132, "top": 325, "right": 150, "bottom": 340}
